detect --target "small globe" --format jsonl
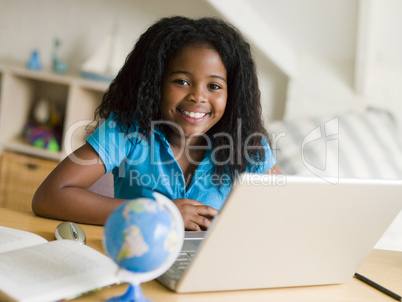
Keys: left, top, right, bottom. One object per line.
{"left": 103, "top": 193, "right": 184, "bottom": 284}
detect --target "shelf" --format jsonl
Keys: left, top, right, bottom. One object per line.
{"left": 0, "top": 62, "right": 109, "bottom": 161}
{"left": 9, "top": 65, "right": 72, "bottom": 85}
{"left": 3, "top": 138, "right": 61, "bottom": 161}
{"left": 5, "top": 64, "right": 110, "bottom": 92}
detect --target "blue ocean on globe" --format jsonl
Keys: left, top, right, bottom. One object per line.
{"left": 104, "top": 198, "right": 180, "bottom": 273}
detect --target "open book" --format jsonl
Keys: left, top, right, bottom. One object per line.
{"left": 0, "top": 226, "right": 120, "bottom": 302}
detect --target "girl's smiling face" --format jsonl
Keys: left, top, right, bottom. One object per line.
{"left": 161, "top": 44, "right": 228, "bottom": 142}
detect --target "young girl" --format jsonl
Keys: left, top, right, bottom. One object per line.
{"left": 32, "top": 16, "right": 279, "bottom": 230}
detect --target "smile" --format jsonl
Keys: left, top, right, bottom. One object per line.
{"left": 179, "top": 109, "right": 208, "bottom": 119}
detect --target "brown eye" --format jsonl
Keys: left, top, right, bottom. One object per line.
{"left": 174, "top": 79, "right": 190, "bottom": 86}
{"left": 209, "top": 84, "right": 221, "bottom": 90}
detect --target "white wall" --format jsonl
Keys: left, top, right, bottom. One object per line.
{"left": 247, "top": 0, "right": 361, "bottom": 120}
{"left": 0, "top": 0, "right": 216, "bottom": 71}
{"left": 249, "top": 0, "right": 358, "bottom": 60}
{"left": 367, "top": 0, "right": 402, "bottom": 130}
{"left": 246, "top": 0, "right": 402, "bottom": 131}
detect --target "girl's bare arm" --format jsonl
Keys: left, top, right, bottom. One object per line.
{"left": 32, "top": 143, "right": 126, "bottom": 225}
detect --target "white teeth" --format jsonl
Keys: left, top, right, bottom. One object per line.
{"left": 182, "top": 110, "right": 207, "bottom": 119}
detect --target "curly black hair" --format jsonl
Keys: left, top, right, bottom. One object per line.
{"left": 96, "top": 16, "right": 270, "bottom": 186}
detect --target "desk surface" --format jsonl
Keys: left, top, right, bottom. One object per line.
{"left": 1, "top": 207, "right": 402, "bottom": 302}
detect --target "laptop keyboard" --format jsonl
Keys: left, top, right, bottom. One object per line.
{"left": 159, "top": 233, "right": 205, "bottom": 285}
{"left": 165, "top": 250, "right": 197, "bottom": 281}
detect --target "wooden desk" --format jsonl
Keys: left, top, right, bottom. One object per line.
{"left": 1, "top": 207, "right": 402, "bottom": 302}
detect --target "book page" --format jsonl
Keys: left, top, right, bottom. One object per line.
{"left": 0, "top": 226, "right": 48, "bottom": 253}
{"left": 0, "top": 240, "right": 120, "bottom": 302}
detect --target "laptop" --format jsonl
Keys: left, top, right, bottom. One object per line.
{"left": 157, "top": 173, "right": 402, "bottom": 293}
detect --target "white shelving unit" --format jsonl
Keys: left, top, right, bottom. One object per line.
{"left": 0, "top": 63, "right": 109, "bottom": 162}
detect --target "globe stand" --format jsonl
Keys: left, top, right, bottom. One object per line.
{"left": 107, "top": 284, "right": 150, "bottom": 302}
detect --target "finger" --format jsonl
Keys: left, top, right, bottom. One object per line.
{"left": 184, "top": 221, "right": 202, "bottom": 231}
{"left": 191, "top": 215, "right": 212, "bottom": 230}
{"left": 194, "top": 205, "right": 218, "bottom": 218}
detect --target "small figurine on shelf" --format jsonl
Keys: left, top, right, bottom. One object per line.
{"left": 80, "top": 25, "right": 125, "bottom": 82}
{"left": 23, "top": 98, "right": 63, "bottom": 153}
{"left": 27, "top": 49, "right": 42, "bottom": 71}
{"left": 52, "top": 39, "right": 69, "bottom": 74}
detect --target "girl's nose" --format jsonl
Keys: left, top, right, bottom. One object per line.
{"left": 187, "top": 85, "right": 207, "bottom": 103}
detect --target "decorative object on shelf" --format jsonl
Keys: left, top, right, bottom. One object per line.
{"left": 52, "top": 38, "right": 69, "bottom": 74}
{"left": 26, "top": 49, "right": 42, "bottom": 70}
{"left": 23, "top": 121, "right": 61, "bottom": 152}
{"left": 80, "top": 25, "right": 125, "bottom": 82}
{"left": 103, "top": 193, "right": 184, "bottom": 302}
{"left": 22, "top": 98, "right": 63, "bottom": 153}
{"left": 33, "top": 97, "right": 51, "bottom": 124}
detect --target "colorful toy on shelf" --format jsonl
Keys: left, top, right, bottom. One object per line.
{"left": 23, "top": 98, "right": 63, "bottom": 153}
{"left": 52, "top": 38, "right": 69, "bottom": 74}
{"left": 23, "top": 121, "right": 61, "bottom": 152}
{"left": 27, "top": 49, "right": 42, "bottom": 70}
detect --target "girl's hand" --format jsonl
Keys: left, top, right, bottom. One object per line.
{"left": 172, "top": 198, "right": 218, "bottom": 231}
